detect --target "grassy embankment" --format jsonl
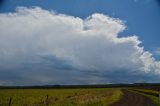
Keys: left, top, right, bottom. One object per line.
{"left": 0, "top": 88, "right": 122, "bottom": 106}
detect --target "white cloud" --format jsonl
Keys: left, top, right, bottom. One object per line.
{"left": 0, "top": 7, "right": 160, "bottom": 85}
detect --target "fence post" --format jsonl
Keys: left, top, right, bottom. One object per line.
{"left": 44, "top": 94, "right": 49, "bottom": 106}
{"left": 159, "top": 94, "right": 160, "bottom": 100}
{"left": 9, "top": 97, "right": 12, "bottom": 106}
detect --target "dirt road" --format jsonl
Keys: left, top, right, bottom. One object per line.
{"left": 111, "top": 89, "right": 155, "bottom": 106}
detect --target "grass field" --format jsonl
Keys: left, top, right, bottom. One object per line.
{"left": 0, "top": 88, "right": 122, "bottom": 106}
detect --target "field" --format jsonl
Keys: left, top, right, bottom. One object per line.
{"left": 0, "top": 88, "right": 122, "bottom": 106}
{"left": 0, "top": 86, "right": 160, "bottom": 106}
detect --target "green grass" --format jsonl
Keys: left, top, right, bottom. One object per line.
{"left": 0, "top": 88, "right": 122, "bottom": 106}
{"left": 129, "top": 88, "right": 160, "bottom": 106}
{"left": 132, "top": 88, "right": 159, "bottom": 95}
{"left": 147, "top": 95, "right": 160, "bottom": 106}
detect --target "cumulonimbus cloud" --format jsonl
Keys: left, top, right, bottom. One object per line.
{"left": 0, "top": 7, "right": 160, "bottom": 85}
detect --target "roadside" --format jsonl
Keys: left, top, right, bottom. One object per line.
{"left": 111, "top": 89, "right": 155, "bottom": 106}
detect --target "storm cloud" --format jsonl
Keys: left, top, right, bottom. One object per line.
{"left": 0, "top": 7, "right": 160, "bottom": 85}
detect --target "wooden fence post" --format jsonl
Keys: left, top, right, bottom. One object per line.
{"left": 44, "top": 94, "right": 49, "bottom": 106}
{"left": 9, "top": 97, "right": 12, "bottom": 106}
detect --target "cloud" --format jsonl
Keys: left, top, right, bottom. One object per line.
{"left": 154, "top": 48, "right": 160, "bottom": 55}
{"left": 0, "top": 7, "right": 160, "bottom": 85}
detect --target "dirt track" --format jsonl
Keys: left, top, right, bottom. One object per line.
{"left": 111, "top": 89, "right": 155, "bottom": 106}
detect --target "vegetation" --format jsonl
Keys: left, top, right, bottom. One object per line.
{"left": 0, "top": 88, "right": 122, "bottom": 106}
{"left": 129, "top": 88, "right": 160, "bottom": 106}
{"left": 131, "top": 88, "right": 159, "bottom": 95}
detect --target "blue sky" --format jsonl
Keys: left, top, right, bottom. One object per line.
{"left": 0, "top": 0, "right": 160, "bottom": 85}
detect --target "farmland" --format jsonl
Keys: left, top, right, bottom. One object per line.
{"left": 0, "top": 85, "right": 160, "bottom": 106}
{"left": 0, "top": 88, "right": 122, "bottom": 106}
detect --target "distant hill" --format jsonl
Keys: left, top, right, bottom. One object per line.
{"left": 0, "top": 83, "right": 160, "bottom": 89}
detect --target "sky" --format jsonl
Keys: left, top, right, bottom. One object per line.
{"left": 0, "top": 0, "right": 160, "bottom": 85}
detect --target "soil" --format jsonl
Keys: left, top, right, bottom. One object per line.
{"left": 111, "top": 89, "right": 155, "bottom": 106}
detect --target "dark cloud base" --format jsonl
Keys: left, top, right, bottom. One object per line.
{"left": 0, "top": 67, "right": 159, "bottom": 86}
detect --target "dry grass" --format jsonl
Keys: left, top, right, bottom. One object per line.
{"left": 0, "top": 88, "right": 122, "bottom": 106}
